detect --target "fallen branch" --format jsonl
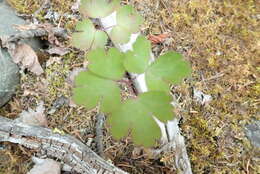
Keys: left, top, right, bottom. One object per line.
{"left": 3, "top": 26, "right": 68, "bottom": 43}
{"left": 0, "top": 116, "right": 128, "bottom": 174}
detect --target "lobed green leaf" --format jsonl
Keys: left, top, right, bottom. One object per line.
{"left": 71, "top": 19, "right": 107, "bottom": 50}
{"left": 107, "top": 91, "right": 174, "bottom": 147}
{"left": 87, "top": 48, "right": 125, "bottom": 80}
{"left": 123, "top": 36, "right": 151, "bottom": 74}
{"left": 80, "top": 0, "right": 120, "bottom": 18}
{"left": 110, "top": 5, "right": 144, "bottom": 44}
{"left": 72, "top": 71, "right": 121, "bottom": 113}
{"left": 145, "top": 52, "right": 192, "bottom": 92}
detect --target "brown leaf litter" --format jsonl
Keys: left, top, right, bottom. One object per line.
{"left": 12, "top": 43, "right": 44, "bottom": 75}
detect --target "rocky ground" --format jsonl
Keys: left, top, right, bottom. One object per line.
{"left": 0, "top": 0, "right": 259, "bottom": 174}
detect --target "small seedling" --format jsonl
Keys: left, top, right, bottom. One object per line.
{"left": 72, "top": 0, "right": 191, "bottom": 147}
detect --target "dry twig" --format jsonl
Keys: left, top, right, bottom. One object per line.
{"left": 95, "top": 113, "right": 106, "bottom": 158}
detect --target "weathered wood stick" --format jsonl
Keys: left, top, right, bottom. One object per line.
{"left": 0, "top": 116, "right": 128, "bottom": 174}
{"left": 0, "top": 26, "right": 68, "bottom": 44}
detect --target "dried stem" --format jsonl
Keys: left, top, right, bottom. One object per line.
{"left": 95, "top": 113, "right": 105, "bottom": 158}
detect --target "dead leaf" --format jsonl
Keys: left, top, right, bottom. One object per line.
{"left": 12, "top": 43, "right": 44, "bottom": 75}
{"left": 46, "top": 47, "right": 69, "bottom": 56}
{"left": 17, "top": 101, "right": 48, "bottom": 127}
{"left": 40, "top": 23, "right": 61, "bottom": 46}
{"left": 28, "top": 158, "right": 61, "bottom": 174}
{"left": 148, "top": 33, "right": 170, "bottom": 44}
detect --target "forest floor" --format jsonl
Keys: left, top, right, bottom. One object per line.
{"left": 0, "top": 0, "right": 259, "bottom": 174}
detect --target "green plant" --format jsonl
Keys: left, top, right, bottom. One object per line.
{"left": 71, "top": 0, "right": 191, "bottom": 147}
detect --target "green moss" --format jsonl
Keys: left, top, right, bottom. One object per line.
{"left": 6, "top": 0, "right": 40, "bottom": 14}
{"left": 45, "top": 53, "right": 77, "bottom": 103}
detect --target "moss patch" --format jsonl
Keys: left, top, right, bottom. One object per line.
{"left": 6, "top": 0, "right": 40, "bottom": 14}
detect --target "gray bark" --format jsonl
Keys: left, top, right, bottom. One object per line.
{"left": 0, "top": 116, "right": 128, "bottom": 174}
